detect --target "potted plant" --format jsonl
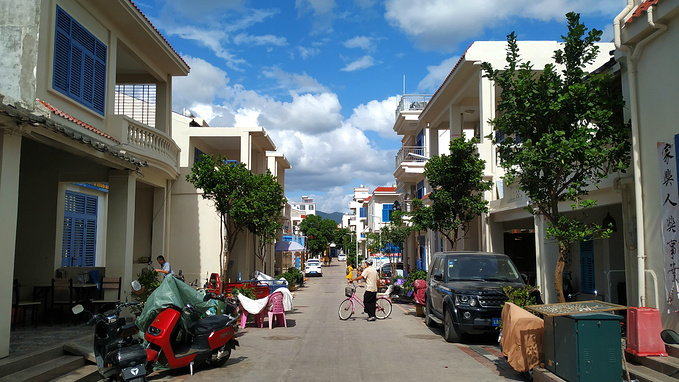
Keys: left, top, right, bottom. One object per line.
{"left": 130, "top": 266, "right": 161, "bottom": 315}
{"left": 278, "top": 272, "right": 296, "bottom": 291}
{"left": 230, "top": 285, "right": 256, "bottom": 300}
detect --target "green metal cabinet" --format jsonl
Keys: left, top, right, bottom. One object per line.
{"left": 544, "top": 313, "right": 622, "bottom": 382}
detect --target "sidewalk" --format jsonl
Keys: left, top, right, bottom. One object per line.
{"left": 8, "top": 322, "right": 92, "bottom": 359}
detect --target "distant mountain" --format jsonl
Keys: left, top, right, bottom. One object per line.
{"left": 317, "top": 211, "right": 344, "bottom": 224}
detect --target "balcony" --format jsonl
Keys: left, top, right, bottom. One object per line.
{"left": 109, "top": 115, "right": 180, "bottom": 177}
{"left": 395, "top": 94, "right": 432, "bottom": 119}
{"left": 395, "top": 146, "right": 425, "bottom": 169}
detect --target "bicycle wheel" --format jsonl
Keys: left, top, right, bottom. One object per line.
{"left": 375, "top": 298, "right": 392, "bottom": 319}
{"left": 338, "top": 298, "right": 354, "bottom": 320}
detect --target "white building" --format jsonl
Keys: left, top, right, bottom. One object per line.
{"left": 0, "top": 0, "right": 188, "bottom": 357}
{"left": 615, "top": 0, "right": 679, "bottom": 328}
{"left": 393, "top": 40, "right": 625, "bottom": 304}
{"left": 170, "top": 112, "right": 290, "bottom": 283}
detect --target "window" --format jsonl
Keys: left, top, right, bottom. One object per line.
{"left": 53, "top": 6, "right": 107, "bottom": 115}
{"left": 359, "top": 208, "right": 367, "bottom": 218}
{"left": 416, "top": 180, "right": 424, "bottom": 200}
{"left": 580, "top": 240, "right": 595, "bottom": 294}
{"left": 194, "top": 148, "right": 206, "bottom": 164}
{"left": 62, "top": 191, "right": 98, "bottom": 267}
{"left": 382, "top": 204, "right": 393, "bottom": 222}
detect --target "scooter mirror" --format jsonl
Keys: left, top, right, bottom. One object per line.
{"left": 131, "top": 280, "right": 142, "bottom": 291}
{"left": 71, "top": 304, "right": 84, "bottom": 315}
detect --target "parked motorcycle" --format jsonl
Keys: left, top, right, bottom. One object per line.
{"left": 72, "top": 302, "right": 148, "bottom": 382}
{"left": 144, "top": 291, "right": 239, "bottom": 375}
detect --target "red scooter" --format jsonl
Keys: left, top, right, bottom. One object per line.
{"left": 144, "top": 293, "right": 239, "bottom": 375}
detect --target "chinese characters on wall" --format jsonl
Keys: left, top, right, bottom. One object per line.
{"left": 658, "top": 140, "right": 679, "bottom": 312}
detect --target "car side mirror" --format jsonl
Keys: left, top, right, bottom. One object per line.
{"left": 521, "top": 273, "right": 528, "bottom": 283}
{"left": 433, "top": 270, "right": 443, "bottom": 281}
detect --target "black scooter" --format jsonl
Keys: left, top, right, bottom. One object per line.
{"left": 73, "top": 302, "right": 148, "bottom": 382}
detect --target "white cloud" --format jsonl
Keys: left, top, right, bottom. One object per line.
{"left": 233, "top": 33, "right": 287, "bottom": 47}
{"left": 296, "top": 0, "right": 337, "bottom": 34}
{"left": 384, "top": 0, "right": 625, "bottom": 52}
{"left": 341, "top": 55, "right": 375, "bottom": 71}
{"left": 344, "top": 36, "right": 374, "bottom": 51}
{"left": 258, "top": 92, "right": 343, "bottom": 135}
{"left": 172, "top": 56, "right": 230, "bottom": 111}
{"left": 347, "top": 96, "right": 401, "bottom": 139}
{"left": 418, "top": 56, "right": 460, "bottom": 93}
{"left": 297, "top": 46, "right": 321, "bottom": 60}
{"left": 262, "top": 67, "right": 331, "bottom": 94}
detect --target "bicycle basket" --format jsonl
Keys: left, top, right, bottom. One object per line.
{"left": 345, "top": 287, "right": 354, "bottom": 297}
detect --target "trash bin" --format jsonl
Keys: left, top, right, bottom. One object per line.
{"left": 544, "top": 313, "right": 622, "bottom": 382}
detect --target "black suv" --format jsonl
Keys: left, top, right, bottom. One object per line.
{"left": 424, "top": 251, "right": 525, "bottom": 342}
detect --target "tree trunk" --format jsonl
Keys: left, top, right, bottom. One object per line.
{"left": 554, "top": 241, "right": 568, "bottom": 303}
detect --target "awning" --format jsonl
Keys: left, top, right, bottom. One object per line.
{"left": 275, "top": 241, "right": 304, "bottom": 252}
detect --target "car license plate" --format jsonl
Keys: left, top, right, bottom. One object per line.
{"left": 122, "top": 364, "right": 146, "bottom": 380}
{"left": 492, "top": 318, "right": 501, "bottom": 326}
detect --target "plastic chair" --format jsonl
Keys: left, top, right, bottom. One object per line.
{"left": 266, "top": 291, "right": 286, "bottom": 329}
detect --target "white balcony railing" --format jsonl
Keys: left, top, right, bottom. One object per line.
{"left": 110, "top": 115, "right": 180, "bottom": 174}
{"left": 395, "top": 94, "right": 432, "bottom": 119}
{"left": 395, "top": 146, "right": 425, "bottom": 169}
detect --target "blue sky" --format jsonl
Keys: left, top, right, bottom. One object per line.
{"left": 134, "top": 0, "right": 625, "bottom": 213}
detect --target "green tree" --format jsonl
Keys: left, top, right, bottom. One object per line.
{"left": 299, "top": 215, "right": 337, "bottom": 257}
{"left": 420, "top": 136, "right": 492, "bottom": 249}
{"left": 409, "top": 198, "right": 430, "bottom": 269}
{"left": 481, "top": 13, "right": 631, "bottom": 302}
{"left": 186, "top": 155, "right": 256, "bottom": 281}
{"left": 246, "top": 171, "right": 286, "bottom": 272}
{"left": 382, "top": 210, "right": 411, "bottom": 270}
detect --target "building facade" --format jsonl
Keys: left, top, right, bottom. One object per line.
{"left": 170, "top": 112, "right": 290, "bottom": 283}
{"left": 393, "top": 40, "right": 628, "bottom": 304}
{"left": 0, "top": 0, "right": 188, "bottom": 357}
{"left": 615, "top": 0, "right": 679, "bottom": 328}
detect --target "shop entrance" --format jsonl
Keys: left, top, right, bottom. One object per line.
{"left": 503, "top": 231, "right": 537, "bottom": 286}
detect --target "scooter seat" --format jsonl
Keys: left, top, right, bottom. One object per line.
{"left": 191, "top": 315, "right": 232, "bottom": 335}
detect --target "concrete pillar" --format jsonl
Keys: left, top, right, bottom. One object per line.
{"left": 534, "top": 213, "right": 559, "bottom": 303}
{"left": 155, "top": 80, "right": 170, "bottom": 134}
{"left": 240, "top": 133, "right": 251, "bottom": 169}
{"left": 106, "top": 170, "right": 137, "bottom": 298}
{"left": 0, "top": 132, "right": 22, "bottom": 358}
{"left": 152, "top": 185, "right": 167, "bottom": 260}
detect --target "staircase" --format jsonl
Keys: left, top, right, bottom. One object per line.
{"left": 533, "top": 344, "right": 679, "bottom": 382}
{"left": 0, "top": 337, "right": 99, "bottom": 382}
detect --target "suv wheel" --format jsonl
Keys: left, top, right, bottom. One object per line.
{"left": 423, "top": 297, "right": 436, "bottom": 327}
{"left": 443, "top": 308, "right": 462, "bottom": 343}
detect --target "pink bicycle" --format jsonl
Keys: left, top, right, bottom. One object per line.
{"left": 338, "top": 284, "right": 392, "bottom": 320}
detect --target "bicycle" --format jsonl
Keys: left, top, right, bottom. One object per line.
{"left": 338, "top": 283, "right": 392, "bottom": 320}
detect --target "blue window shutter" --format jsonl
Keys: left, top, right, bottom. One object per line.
{"left": 360, "top": 208, "right": 367, "bottom": 218}
{"left": 580, "top": 240, "right": 595, "bottom": 294}
{"left": 62, "top": 191, "right": 98, "bottom": 267}
{"left": 416, "top": 129, "right": 424, "bottom": 147}
{"left": 53, "top": 6, "right": 106, "bottom": 115}
{"left": 382, "top": 204, "right": 393, "bottom": 222}
{"left": 417, "top": 180, "right": 424, "bottom": 199}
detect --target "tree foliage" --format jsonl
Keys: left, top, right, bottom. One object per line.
{"left": 481, "top": 13, "right": 631, "bottom": 302}
{"left": 419, "top": 136, "right": 492, "bottom": 249}
{"left": 186, "top": 155, "right": 285, "bottom": 281}
{"left": 246, "top": 171, "right": 286, "bottom": 272}
{"left": 298, "top": 215, "right": 337, "bottom": 257}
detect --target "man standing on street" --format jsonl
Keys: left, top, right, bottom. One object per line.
{"left": 348, "top": 258, "right": 378, "bottom": 321}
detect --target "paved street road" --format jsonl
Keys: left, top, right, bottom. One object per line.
{"left": 151, "top": 262, "right": 524, "bottom": 382}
